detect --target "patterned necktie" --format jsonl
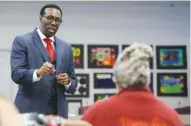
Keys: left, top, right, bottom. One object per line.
{"left": 43, "top": 38, "right": 55, "bottom": 61}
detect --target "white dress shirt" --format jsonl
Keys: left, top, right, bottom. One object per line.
{"left": 32, "top": 28, "right": 71, "bottom": 90}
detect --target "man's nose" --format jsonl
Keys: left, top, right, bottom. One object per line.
{"left": 51, "top": 20, "right": 56, "bottom": 25}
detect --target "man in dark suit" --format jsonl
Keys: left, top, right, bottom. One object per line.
{"left": 10, "top": 4, "right": 78, "bottom": 118}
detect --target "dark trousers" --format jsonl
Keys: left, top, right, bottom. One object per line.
{"left": 46, "top": 77, "right": 57, "bottom": 115}
{"left": 47, "top": 70, "right": 58, "bottom": 115}
{"left": 46, "top": 95, "right": 57, "bottom": 115}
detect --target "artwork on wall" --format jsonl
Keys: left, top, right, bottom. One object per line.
{"left": 94, "top": 93, "right": 115, "bottom": 102}
{"left": 67, "top": 99, "right": 82, "bottom": 115}
{"left": 88, "top": 45, "right": 118, "bottom": 68}
{"left": 66, "top": 74, "right": 89, "bottom": 97}
{"left": 156, "top": 46, "right": 187, "bottom": 69}
{"left": 71, "top": 44, "right": 84, "bottom": 68}
{"left": 122, "top": 45, "right": 153, "bottom": 69}
{"left": 157, "top": 73, "right": 188, "bottom": 97}
{"left": 149, "top": 73, "right": 153, "bottom": 93}
{"left": 93, "top": 73, "right": 116, "bottom": 89}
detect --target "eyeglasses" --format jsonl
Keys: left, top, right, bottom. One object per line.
{"left": 43, "top": 15, "right": 62, "bottom": 24}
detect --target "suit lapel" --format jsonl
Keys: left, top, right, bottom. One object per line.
{"left": 31, "top": 29, "right": 52, "bottom": 63}
{"left": 54, "top": 36, "right": 64, "bottom": 72}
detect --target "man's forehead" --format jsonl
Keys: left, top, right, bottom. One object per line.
{"left": 44, "top": 8, "right": 62, "bottom": 17}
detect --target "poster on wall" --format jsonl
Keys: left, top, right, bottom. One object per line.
{"left": 156, "top": 46, "right": 187, "bottom": 69}
{"left": 122, "top": 45, "right": 153, "bottom": 69}
{"left": 66, "top": 74, "right": 89, "bottom": 97}
{"left": 149, "top": 73, "right": 153, "bottom": 93}
{"left": 94, "top": 93, "right": 115, "bottom": 102}
{"left": 93, "top": 73, "right": 116, "bottom": 89}
{"left": 71, "top": 44, "right": 84, "bottom": 68}
{"left": 157, "top": 73, "right": 188, "bottom": 97}
{"left": 88, "top": 45, "right": 118, "bottom": 68}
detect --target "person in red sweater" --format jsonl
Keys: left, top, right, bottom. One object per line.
{"left": 82, "top": 43, "right": 183, "bottom": 126}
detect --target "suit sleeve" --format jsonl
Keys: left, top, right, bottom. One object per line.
{"left": 10, "top": 36, "right": 35, "bottom": 85}
{"left": 65, "top": 45, "right": 78, "bottom": 94}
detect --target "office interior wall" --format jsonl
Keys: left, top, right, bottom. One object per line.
{"left": 0, "top": 1, "right": 189, "bottom": 108}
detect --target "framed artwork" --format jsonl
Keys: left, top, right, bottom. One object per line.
{"left": 94, "top": 93, "right": 115, "bottom": 102}
{"left": 71, "top": 44, "right": 84, "bottom": 68}
{"left": 157, "top": 73, "right": 188, "bottom": 97}
{"left": 149, "top": 73, "right": 153, "bottom": 93}
{"left": 93, "top": 73, "right": 116, "bottom": 89}
{"left": 67, "top": 99, "right": 82, "bottom": 115}
{"left": 122, "top": 45, "right": 153, "bottom": 69}
{"left": 88, "top": 45, "right": 118, "bottom": 68}
{"left": 156, "top": 46, "right": 187, "bottom": 69}
{"left": 66, "top": 74, "right": 89, "bottom": 97}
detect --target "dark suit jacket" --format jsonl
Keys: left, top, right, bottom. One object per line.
{"left": 10, "top": 29, "right": 78, "bottom": 118}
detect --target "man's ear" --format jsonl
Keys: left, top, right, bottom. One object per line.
{"left": 39, "top": 16, "right": 43, "bottom": 22}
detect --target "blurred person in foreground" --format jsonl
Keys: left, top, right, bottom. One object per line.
{"left": 0, "top": 96, "right": 92, "bottom": 126}
{"left": 0, "top": 96, "right": 25, "bottom": 126}
{"left": 10, "top": 4, "right": 77, "bottom": 118}
{"left": 82, "top": 43, "right": 183, "bottom": 126}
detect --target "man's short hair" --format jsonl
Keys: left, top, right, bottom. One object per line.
{"left": 40, "top": 4, "right": 63, "bottom": 16}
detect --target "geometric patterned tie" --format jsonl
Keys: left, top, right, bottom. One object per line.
{"left": 43, "top": 38, "right": 55, "bottom": 61}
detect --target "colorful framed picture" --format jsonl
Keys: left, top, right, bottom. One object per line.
{"left": 88, "top": 45, "right": 118, "bottom": 68}
{"left": 94, "top": 93, "right": 115, "bottom": 102}
{"left": 93, "top": 73, "right": 116, "bottom": 89}
{"left": 71, "top": 44, "right": 84, "bottom": 68}
{"left": 157, "top": 73, "right": 188, "bottom": 96}
{"left": 66, "top": 74, "right": 89, "bottom": 97}
{"left": 67, "top": 99, "right": 82, "bottom": 115}
{"left": 122, "top": 45, "right": 153, "bottom": 69}
{"left": 149, "top": 73, "right": 153, "bottom": 93}
{"left": 156, "top": 46, "right": 187, "bottom": 69}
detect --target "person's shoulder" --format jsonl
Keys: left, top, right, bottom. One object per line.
{"left": 82, "top": 95, "right": 116, "bottom": 123}
{"left": 55, "top": 36, "right": 71, "bottom": 47}
{"left": 85, "top": 95, "right": 116, "bottom": 114}
{"left": 12, "top": 31, "right": 34, "bottom": 48}
{"left": 13, "top": 31, "right": 33, "bottom": 41}
{"left": 156, "top": 101, "right": 183, "bottom": 125}
{"left": 159, "top": 101, "right": 178, "bottom": 114}
{"left": 0, "top": 96, "right": 26, "bottom": 126}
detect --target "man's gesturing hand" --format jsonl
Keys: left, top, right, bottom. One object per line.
{"left": 36, "top": 62, "right": 56, "bottom": 77}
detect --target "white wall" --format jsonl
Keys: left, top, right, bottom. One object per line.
{"left": 0, "top": 1, "right": 190, "bottom": 108}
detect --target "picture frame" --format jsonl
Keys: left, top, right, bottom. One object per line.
{"left": 71, "top": 44, "right": 84, "bottom": 68}
{"left": 122, "top": 44, "right": 153, "bottom": 69}
{"left": 157, "top": 73, "right": 188, "bottom": 97}
{"left": 93, "top": 72, "right": 116, "bottom": 89}
{"left": 149, "top": 72, "right": 153, "bottom": 93}
{"left": 88, "top": 45, "right": 118, "bottom": 68}
{"left": 156, "top": 46, "right": 187, "bottom": 69}
{"left": 94, "top": 93, "right": 115, "bottom": 102}
{"left": 66, "top": 74, "right": 89, "bottom": 97}
{"left": 67, "top": 99, "right": 82, "bottom": 115}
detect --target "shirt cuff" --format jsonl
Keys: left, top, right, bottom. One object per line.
{"left": 32, "top": 69, "right": 42, "bottom": 83}
{"left": 65, "top": 81, "right": 71, "bottom": 90}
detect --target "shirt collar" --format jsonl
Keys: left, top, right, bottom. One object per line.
{"left": 37, "top": 27, "right": 54, "bottom": 42}
{"left": 117, "top": 86, "right": 152, "bottom": 95}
